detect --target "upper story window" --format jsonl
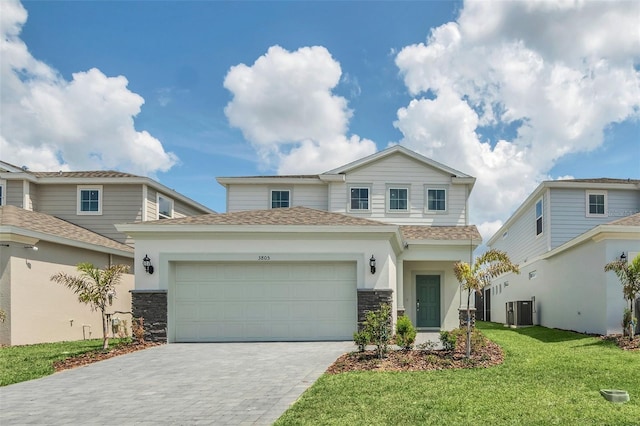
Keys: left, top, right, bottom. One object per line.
{"left": 535, "top": 198, "right": 543, "bottom": 236}
{"left": 158, "top": 194, "right": 174, "bottom": 219}
{"left": 586, "top": 190, "right": 607, "bottom": 217}
{"left": 426, "top": 187, "right": 447, "bottom": 212}
{"left": 271, "top": 190, "right": 290, "bottom": 209}
{"left": 388, "top": 187, "right": 409, "bottom": 211}
{"left": 0, "top": 180, "right": 5, "bottom": 206}
{"left": 349, "top": 186, "right": 370, "bottom": 211}
{"left": 77, "top": 185, "right": 102, "bottom": 215}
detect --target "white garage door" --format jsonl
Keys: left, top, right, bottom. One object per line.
{"left": 172, "top": 261, "right": 357, "bottom": 342}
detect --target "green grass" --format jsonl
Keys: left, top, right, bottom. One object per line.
{"left": 276, "top": 322, "right": 640, "bottom": 425}
{"left": 0, "top": 338, "right": 129, "bottom": 386}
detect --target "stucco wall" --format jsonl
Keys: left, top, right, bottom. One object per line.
{"left": 488, "top": 239, "right": 640, "bottom": 335}
{"left": 4, "top": 241, "right": 134, "bottom": 346}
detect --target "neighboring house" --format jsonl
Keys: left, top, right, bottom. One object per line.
{"left": 117, "top": 146, "right": 482, "bottom": 343}
{"left": 485, "top": 179, "right": 640, "bottom": 335}
{"left": 0, "top": 161, "right": 214, "bottom": 346}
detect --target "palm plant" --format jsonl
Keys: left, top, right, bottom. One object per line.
{"left": 51, "top": 263, "right": 129, "bottom": 350}
{"left": 605, "top": 253, "right": 640, "bottom": 338}
{"left": 454, "top": 249, "right": 519, "bottom": 357}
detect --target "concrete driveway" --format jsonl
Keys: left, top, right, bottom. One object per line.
{"left": 0, "top": 341, "right": 353, "bottom": 425}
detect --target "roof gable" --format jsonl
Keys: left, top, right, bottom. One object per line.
{"left": 322, "top": 145, "right": 473, "bottom": 179}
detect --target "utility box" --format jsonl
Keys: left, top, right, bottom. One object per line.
{"left": 505, "top": 300, "right": 533, "bottom": 327}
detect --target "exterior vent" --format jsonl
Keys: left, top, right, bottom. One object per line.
{"left": 506, "top": 300, "right": 534, "bottom": 327}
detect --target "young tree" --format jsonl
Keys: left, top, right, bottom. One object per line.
{"left": 454, "top": 249, "right": 519, "bottom": 358}
{"left": 51, "top": 263, "right": 129, "bottom": 350}
{"left": 605, "top": 253, "right": 640, "bottom": 338}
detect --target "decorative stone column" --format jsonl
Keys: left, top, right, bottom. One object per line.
{"left": 458, "top": 307, "right": 476, "bottom": 329}
{"left": 131, "top": 290, "right": 167, "bottom": 342}
{"left": 357, "top": 289, "right": 393, "bottom": 329}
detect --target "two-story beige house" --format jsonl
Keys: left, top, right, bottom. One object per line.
{"left": 117, "top": 146, "right": 481, "bottom": 343}
{"left": 0, "top": 161, "right": 214, "bottom": 345}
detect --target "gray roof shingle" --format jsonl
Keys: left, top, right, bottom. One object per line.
{"left": 609, "top": 212, "right": 640, "bottom": 226}
{"left": 31, "top": 171, "right": 141, "bottom": 178}
{"left": 400, "top": 225, "right": 481, "bottom": 241}
{"left": 140, "top": 206, "right": 388, "bottom": 227}
{"left": 0, "top": 205, "right": 133, "bottom": 253}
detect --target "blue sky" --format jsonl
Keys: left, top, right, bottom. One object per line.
{"left": 2, "top": 0, "right": 639, "bottom": 240}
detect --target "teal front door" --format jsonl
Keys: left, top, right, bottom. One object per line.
{"left": 416, "top": 275, "right": 441, "bottom": 328}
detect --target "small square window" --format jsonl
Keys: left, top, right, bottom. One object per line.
{"left": 389, "top": 188, "right": 408, "bottom": 211}
{"left": 586, "top": 191, "right": 607, "bottom": 217}
{"left": 271, "top": 190, "right": 290, "bottom": 209}
{"left": 158, "top": 195, "right": 174, "bottom": 219}
{"left": 77, "top": 186, "right": 102, "bottom": 215}
{"left": 350, "top": 187, "right": 369, "bottom": 210}
{"left": 427, "top": 188, "right": 446, "bottom": 211}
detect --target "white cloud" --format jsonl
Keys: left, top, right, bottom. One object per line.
{"left": 223, "top": 45, "right": 376, "bottom": 174}
{"left": 395, "top": 0, "right": 640, "bottom": 241}
{"left": 0, "top": 0, "right": 177, "bottom": 176}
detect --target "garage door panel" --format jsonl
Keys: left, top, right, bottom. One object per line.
{"left": 173, "top": 261, "right": 356, "bottom": 342}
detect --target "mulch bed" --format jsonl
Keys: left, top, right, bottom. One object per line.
{"left": 54, "top": 341, "right": 164, "bottom": 372}
{"left": 327, "top": 339, "right": 504, "bottom": 374}
{"left": 51, "top": 331, "right": 638, "bottom": 374}
{"left": 601, "top": 334, "right": 640, "bottom": 351}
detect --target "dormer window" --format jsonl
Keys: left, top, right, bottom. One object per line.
{"left": 158, "top": 194, "right": 174, "bottom": 219}
{"left": 349, "top": 186, "right": 370, "bottom": 211}
{"left": 271, "top": 190, "right": 290, "bottom": 208}
{"left": 77, "top": 185, "right": 102, "bottom": 215}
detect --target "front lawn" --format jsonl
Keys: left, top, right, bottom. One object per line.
{"left": 276, "top": 322, "right": 640, "bottom": 425}
{"left": 0, "top": 339, "right": 129, "bottom": 386}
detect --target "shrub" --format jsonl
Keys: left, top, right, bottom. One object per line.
{"left": 395, "top": 315, "right": 417, "bottom": 350}
{"left": 353, "top": 330, "right": 369, "bottom": 352}
{"left": 132, "top": 317, "right": 145, "bottom": 343}
{"left": 362, "top": 303, "right": 392, "bottom": 359}
{"left": 440, "top": 330, "right": 457, "bottom": 351}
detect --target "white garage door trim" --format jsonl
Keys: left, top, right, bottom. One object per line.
{"left": 170, "top": 261, "right": 357, "bottom": 342}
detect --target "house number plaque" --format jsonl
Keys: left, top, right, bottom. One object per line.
{"left": 258, "top": 255, "right": 271, "bottom": 261}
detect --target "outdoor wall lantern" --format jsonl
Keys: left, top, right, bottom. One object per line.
{"left": 24, "top": 245, "right": 38, "bottom": 251}
{"left": 620, "top": 252, "right": 627, "bottom": 262}
{"left": 369, "top": 255, "right": 376, "bottom": 274}
{"left": 142, "top": 254, "right": 154, "bottom": 274}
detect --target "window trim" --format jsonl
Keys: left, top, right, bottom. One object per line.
{"left": 386, "top": 185, "right": 410, "bottom": 213}
{"left": 157, "top": 194, "right": 174, "bottom": 219}
{"left": 425, "top": 186, "right": 448, "bottom": 213}
{"left": 270, "top": 189, "right": 291, "bottom": 209}
{"left": 348, "top": 185, "right": 372, "bottom": 212}
{"left": 535, "top": 198, "right": 543, "bottom": 237}
{"left": 586, "top": 190, "right": 608, "bottom": 218}
{"left": 77, "top": 185, "right": 103, "bottom": 215}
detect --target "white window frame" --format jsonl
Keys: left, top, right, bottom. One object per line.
{"left": 425, "top": 186, "right": 448, "bottom": 213}
{"left": 586, "top": 190, "right": 608, "bottom": 218}
{"left": 157, "top": 194, "right": 174, "bottom": 219}
{"left": 77, "top": 185, "right": 103, "bottom": 215}
{"left": 0, "top": 179, "right": 5, "bottom": 206}
{"left": 535, "top": 198, "right": 543, "bottom": 237}
{"left": 270, "top": 189, "right": 291, "bottom": 209}
{"left": 348, "top": 185, "right": 371, "bottom": 212}
{"left": 387, "top": 185, "right": 409, "bottom": 213}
